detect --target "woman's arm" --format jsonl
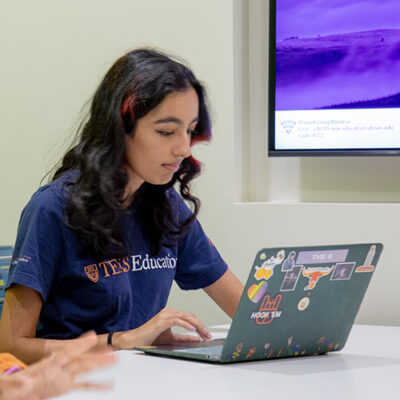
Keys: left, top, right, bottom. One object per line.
{"left": 0, "top": 284, "right": 75, "bottom": 364}
{"left": 0, "top": 284, "right": 213, "bottom": 363}
{"left": 203, "top": 269, "right": 244, "bottom": 318}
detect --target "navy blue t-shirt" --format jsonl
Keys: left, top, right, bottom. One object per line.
{"left": 6, "top": 174, "right": 227, "bottom": 339}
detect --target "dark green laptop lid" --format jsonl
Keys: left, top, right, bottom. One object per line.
{"left": 221, "top": 243, "right": 382, "bottom": 363}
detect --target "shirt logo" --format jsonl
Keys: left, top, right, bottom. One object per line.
{"left": 83, "top": 253, "right": 177, "bottom": 283}
{"left": 84, "top": 264, "right": 99, "bottom": 283}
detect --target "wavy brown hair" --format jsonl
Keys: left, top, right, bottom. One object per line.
{"left": 53, "top": 48, "right": 211, "bottom": 259}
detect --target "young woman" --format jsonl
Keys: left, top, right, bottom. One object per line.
{"left": 0, "top": 48, "right": 243, "bottom": 364}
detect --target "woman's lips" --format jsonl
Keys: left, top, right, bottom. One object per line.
{"left": 162, "top": 163, "right": 181, "bottom": 172}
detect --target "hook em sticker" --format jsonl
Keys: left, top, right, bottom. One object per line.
{"left": 250, "top": 293, "right": 282, "bottom": 325}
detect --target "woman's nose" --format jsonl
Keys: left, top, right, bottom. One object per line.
{"left": 173, "top": 131, "right": 192, "bottom": 158}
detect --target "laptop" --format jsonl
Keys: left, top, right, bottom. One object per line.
{"left": 135, "top": 243, "right": 383, "bottom": 363}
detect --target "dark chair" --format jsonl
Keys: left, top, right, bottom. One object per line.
{"left": 0, "top": 246, "right": 13, "bottom": 316}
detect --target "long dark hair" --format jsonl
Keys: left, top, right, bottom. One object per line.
{"left": 52, "top": 48, "right": 211, "bottom": 259}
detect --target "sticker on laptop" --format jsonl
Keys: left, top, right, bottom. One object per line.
{"left": 245, "top": 347, "right": 256, "bottom": 359}
{"left": 317, "top": 336, "right": 340, "bottom": 353}
{"left": 302, "top": 265, "right": 334, "bottom": 290}
{"left": 227, "top": 343, "right": 243, "bottom": 361}
{"left": 356, "top": 245, "right": 376, "bottom": 273}
{"left": 330, "top": 262, "right": 355, "bottom": 281}
{"left": 247, "top": 281, "right": 268, "bottom": 303}
{"left": 250, "top": 293, "right": 282, "bottom": 325}
{"left": 254, "top": 250, "right": 285, "bottom": 281}
{"left": 297, "top": 249, "right": 348, "bottom": 265}
{"left": 297, "top": 296, "right": 310, "bottom": 311}
{"left": 268, "top": 337, "right": 303, "bottom": 358}
{"left": 280, "top": 265, "right": 303, "bottom": 291}
{"left": 282, "top": 251, "right": 296, "bottom": 272}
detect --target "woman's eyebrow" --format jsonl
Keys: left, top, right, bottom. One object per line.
{"left": 154, "top": 116, "right": 199, "bottom": 125}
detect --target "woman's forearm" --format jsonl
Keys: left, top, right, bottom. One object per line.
{"left": 4, "top": 336, "right": 76, "bottom": 365}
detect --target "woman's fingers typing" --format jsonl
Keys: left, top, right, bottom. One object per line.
{"left": 153, "top": 308, "right": 212, "bottom": 341}
{"left": 117, "top": 307, "right": 212, "bottom": 348}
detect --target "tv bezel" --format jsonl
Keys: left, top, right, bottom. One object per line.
{"left": 267, "top": 0, "right": 400, "bottom": 157}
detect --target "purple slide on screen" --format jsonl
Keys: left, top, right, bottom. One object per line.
{"left": 276, "top": 0, "right": 400, "bottom": 111}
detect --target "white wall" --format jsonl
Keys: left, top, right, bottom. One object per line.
{"left": 1, "top": 0, "right": 398, "bottom": 328}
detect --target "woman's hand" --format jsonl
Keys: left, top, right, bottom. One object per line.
{"left": 113, "top": 308, "right": 212, "bottom": 349}
{"left": 0, "top": 374, "right": 34, "bottom": 400}
{"left": 0, "top": 331, "right": 116, "bottom": 400}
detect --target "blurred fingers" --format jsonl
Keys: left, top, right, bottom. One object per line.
{"left": 72, "top": 380, "right": 114, "bottom": 391}
{"left": 49, "top": 332, "right": 99, "bottom": 367}
{"left": 67, "top": 351, "right": 117, "bottom": 376}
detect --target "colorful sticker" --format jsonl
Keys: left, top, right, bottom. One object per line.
{"left": 264, "top": 340, "right": 308, "bottom": 359}
{"left": 254, "top": 250, "right": 285, "bottom": 281}
{"left": 317, "top": 336, "right": 340, "bottom": 353}
{"left": 245, "top": 347, "right": 256, "bottom": 359}
{"left": 227, "top": 343, "right": 243, "bottom": 360}
{"left": 356, "top": 245, "right": 376, "bottom": 272}
{"left": 282, "top": 251, "right": 296, "bottom": 272}
{"left": 302, "top": 265, "right": 334, "bottom": 290}
{"left": 330, "top": 262, "right": 355, "bottom": 281}
{"left": 297, "top": 249, "right": 348, "bottom": 264}
{"left": 247, "top": 281, "right": 268, "bottom": 303}
{"left": 355, "top": 265, "right": 375, "bottom": 273}
{"left": 363, "top": 245, "right": 376, "bottom": 267}
{"left": 250, "top": 294, "right": 282, "bottom": 325}
{"left": 297, "top": 296, "right": 310, "bottom": 311}
{"left": 280, "top": 265, "right": 302, "bottom": 291}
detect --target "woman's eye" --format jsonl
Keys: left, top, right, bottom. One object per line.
{"left": 156, "top": 130, "right": 174, "bottom": 136}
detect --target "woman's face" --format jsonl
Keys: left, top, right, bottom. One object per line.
{"left": 124, "top": 87, "right": 199, "bottom": 197}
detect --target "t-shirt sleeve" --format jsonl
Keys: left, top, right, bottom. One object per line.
{"left": 170, "top": 190, "right": 228, "bottom": 290}
{"left": 6, "top": 187, "right": 65, "bottom": 302}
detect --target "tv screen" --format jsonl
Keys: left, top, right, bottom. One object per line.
{"left": 268, "top": 0, "right": 400, "bottom": 156}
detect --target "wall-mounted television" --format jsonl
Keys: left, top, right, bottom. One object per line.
{"left": 268, "top": 0, "right": 400, "bottom": 157}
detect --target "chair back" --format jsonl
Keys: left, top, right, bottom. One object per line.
{"left": 0, "top": 246, "right": 13, "bottom": 316}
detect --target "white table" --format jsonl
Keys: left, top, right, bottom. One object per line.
{"left": 58, "top": 324, "right": 400, "bottom": 400}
